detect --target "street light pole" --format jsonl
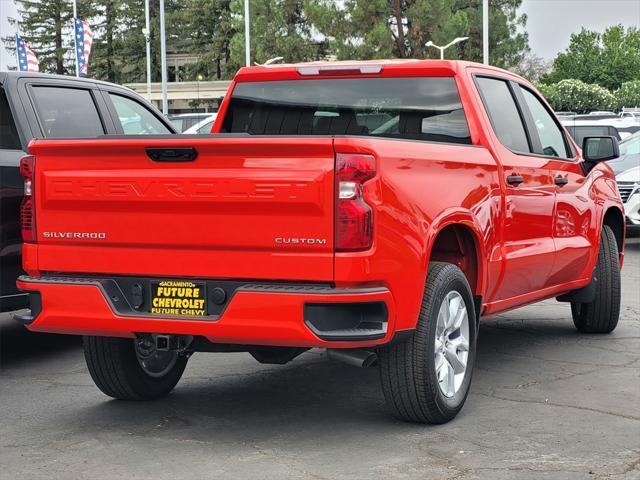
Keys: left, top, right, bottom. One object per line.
{"left": 143, "top": 0, "right": 151, "bottom": 101}
{"left": 425, "top": 37, "right": 469, "bottom": 60}
{"left": 159, "top": 0, "right": 168, "bottom": 115}
{"left": 483, "top": 0, "right": 489, "bottom": 64}
{"left": 244, "top": 0, "right": 250, "bottom": 67}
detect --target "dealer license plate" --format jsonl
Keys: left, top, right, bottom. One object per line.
{"left": 150, "top": 280, "right": 207, "bottom": 317}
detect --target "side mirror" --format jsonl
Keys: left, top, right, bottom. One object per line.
{"left": 582, "top": 136, "right": 620, "bottom": 162}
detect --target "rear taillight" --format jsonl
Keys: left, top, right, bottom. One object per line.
{"left": 20, "top": 155, "right": 36, "bottom": 243}
{"left": 336, "top": 153, "right": 376, "bottom": 251}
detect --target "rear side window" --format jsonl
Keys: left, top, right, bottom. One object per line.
{"left": 30, "top": 86, "right": 105, "bottom": 138}
{"left": 476, "top": 77, "right": 530, "bottom": 153}
{"left": 0, "top": 87, "right": 21, "bottom": 149}
{"left": 108, "top": 93, "right": 172, "bottom": 135}
{"left": 571, "top": 126, "right": 616, "bottom": 148}
{"left": 222, "top": 77, "right": 471, "bottom": 145}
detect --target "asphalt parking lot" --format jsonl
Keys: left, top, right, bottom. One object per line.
{"left": 1, "top": 239, "right": 639, "bottom": 480}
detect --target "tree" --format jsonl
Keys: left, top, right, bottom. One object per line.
{"left": 304, "top": 0, "right": 528, "bottom": 67}
{"left": 541, "top": 25, "right": 640, "bottom": 91}
{"left": 510, "top": 52, "right": 551, "bottom": 83}
{"left": 6, "top": 0, "right": 75, "bottom": 74}
{"left": 453, "top": 0, "right": 529, "bottom": 68}
{"left": 170, "top": 0, "right": 236, "bottom": 81}
{"left": 615, "top": 81, "right": 640, "bottom": 110}
{"left": 228, "top": 0, "right": 327, "bottom": 73}
{"left": 539, "top": 79, "right": 616, "bottom": 114}
{"left": 88, "top": 0, "right": 122, "bottom": 83}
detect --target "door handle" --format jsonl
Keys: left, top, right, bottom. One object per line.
{"left": 506, "top": 174, "right": 524, "bottom": 186}
{"left": 555, "top": 176, "right": 569, "bottom": 186}
{"left": 146, "top": 147, "right": 198, "bottom": 162}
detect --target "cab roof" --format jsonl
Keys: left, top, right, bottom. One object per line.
{"left": 233, "top": 59, "right": 519, "bottom": 83}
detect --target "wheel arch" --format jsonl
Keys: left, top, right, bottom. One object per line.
{"left": 602, "top": 206, "right": 625, "bottom": 255}
{"left": 425, "top": 212, "right": 487, "bottom": 300}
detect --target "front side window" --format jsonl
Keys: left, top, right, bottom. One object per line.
{"left": 222, "top": 77, "right": 472, "bottom": 144}
{"left": 0, "top": 87, "right": 20, "bottom": 149}
{"left": 520, "top": 87, "right": 569, "bottom": 158}
{"left": 475, "top": 77, "right": 530, "bottom": 153}
{"left": 109, "top": 94, "right": 172, "bottom": 135}
{"left": 31, "top": 86, "right": 105, "bottom": 138}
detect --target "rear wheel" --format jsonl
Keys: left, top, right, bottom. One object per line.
{"left": 571, "top": 225, "right": 621, "bottom": 333}
{"left": 378, "top": 262, "right": 477, "bottom": 424}
{"left": 83, "top": 335, "right": 188, "bottom": 400}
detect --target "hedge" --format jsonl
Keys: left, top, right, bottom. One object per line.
{"left": 536, "top": 79, "right": 640, "bottom": 114}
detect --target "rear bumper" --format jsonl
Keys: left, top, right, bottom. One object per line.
{"left": 16, "top": 275, "right": 398, "bottom": 349}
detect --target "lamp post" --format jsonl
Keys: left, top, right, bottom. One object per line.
{"left": 483, "top": 0, "right": 489, "bottom": 64}
{"left": 425, "top": 37, "right": 469, "bottom": 60}
{"left": 143, "top": 0, "right": 151, "bottom": 101}
{"left": 244, "top": 0, "right": 250, "bottom": 66}
{"left": 197, "top": 74, "right": 203, "bottom": 111}
{"left": 159, "top": 0, "right": 168, "bottom": 115}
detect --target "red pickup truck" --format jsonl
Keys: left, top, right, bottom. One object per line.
{"left": 16, "top": 60, "right": 624, "bottom": 424}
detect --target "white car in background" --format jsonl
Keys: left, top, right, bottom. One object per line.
{"left": 562, "top": 114, "right": 640, "bottom": 140}
{"left": 183, "top": 114, "right": 217, "bottom": 134}
{"left": 609, "top": 132, "right": 640, "bottom": 234}
{"left": 616, "top": 167, "right": 640, "bottom": 234}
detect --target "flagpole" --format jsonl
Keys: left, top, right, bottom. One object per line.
{"left": 73, "top": 0, "right": 80, "bottom": 76}
{"left": 15, "top": 34, "right": 20, "bottom": 71}
{"left": 159, "top": 0, "right": 168, "bottom": 115}
{"left": 244, "top": 0, "right": 250, "bottom": 66}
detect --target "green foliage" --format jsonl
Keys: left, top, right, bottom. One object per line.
{"left": 542, "top": 25, "right": 640, "bottom": 91}
{"left": 614, "top": 81, "right": 640, "bottom": 110}
{"left": 6, "top": 0, "right": 77, "bottom": 74}
{"left": 305, "top": 0, "right": 528, "bottom": 67}
{"left": 228, "top": 0, "right": 327, "bottom": 75}
{"left": 169, "top": 0, "right": 236, "bottom": 80}
{"left": 6, "top": 0, "right": 530, "bottom": 83}
{"left": 534, "top": 82, "right": 557, "bottom": 106}
{"left": 539, "top": 79, "right": 615, "bottom": 114}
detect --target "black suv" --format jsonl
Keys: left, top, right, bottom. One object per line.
{"left": 0, "top": 72, "right": 176, "bottom": 312}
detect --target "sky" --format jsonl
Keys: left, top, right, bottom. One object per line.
{"left": 518, "top": 0, "right": 640, "bottom": 60}
{"left": 1, "top": 0, "right": 639, "bottom": 71}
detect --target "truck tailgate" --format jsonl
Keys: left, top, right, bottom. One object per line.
{"left": 28, "top": 136, "right": 335, "bottom": 281}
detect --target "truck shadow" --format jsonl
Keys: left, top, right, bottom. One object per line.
{"left": 0, "top": 312, "right": 79, "bottom": 368}
{"left": 71, "top": 317, "right": 601, "bottom": 439}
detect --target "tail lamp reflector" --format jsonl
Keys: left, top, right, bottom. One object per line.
{"left": 20, "top": 155, "right": 36, "bottom": 243}
{"left": 336, "top": 153, "right": 376, "bottom": 251}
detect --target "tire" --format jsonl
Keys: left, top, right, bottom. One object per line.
{"left": 378, "top": 262, "right": 477, "bottom": 424}
{"left": 571, "top": 225, "right": 621, "bottom": 333}
{"left": 83, "top": 336, "right": 188, "bottom": 400}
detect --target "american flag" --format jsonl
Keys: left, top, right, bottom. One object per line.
{"left": 74, "top": 18, "right": 94, "bottom": 77}
{"left": 15, "top": 35, "right": 39, "bottom": 72}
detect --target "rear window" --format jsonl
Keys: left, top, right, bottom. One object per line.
{"left": 0, "top": 87, "right": 21, "bottom": 149}
{"left": 567, "top": 126, "right": 618, "bottom": 148}
{"left": 222, "top": 77, "right": 471, "bottom": 145}
{"left": 31, "top": 86, "right": 105, "bottom": 138}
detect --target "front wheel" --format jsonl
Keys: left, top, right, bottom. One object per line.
{"left": 83, "top": 335, "right": 188, "bottom": 400}
{"left": 378, "top": 262, "right": 477, "bottom": 424}
{"left": 571, "top": 225, "right": 621, "bottom": 333}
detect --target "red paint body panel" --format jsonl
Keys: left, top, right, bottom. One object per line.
{"left": 17, "top": 279, "right": 396, "bottom": 348}
{"left": 19, "top": 60, "right": 625, "bottom": 346}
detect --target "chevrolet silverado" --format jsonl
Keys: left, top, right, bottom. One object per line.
{"left": 16, "top": 60, "right": 625, "bottom": 424}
